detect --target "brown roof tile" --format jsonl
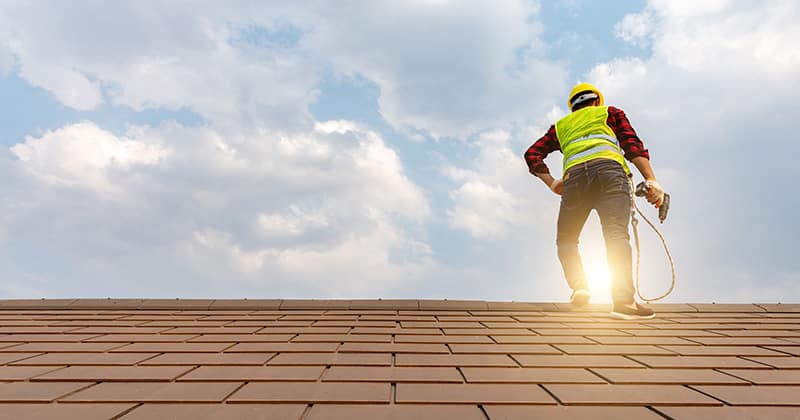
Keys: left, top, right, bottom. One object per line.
{"left": 110, "top": 342, "right": 233, "bottom": 353}
{"left": 655, "top": 406, "right": 800, "bottom": 419}
{"left": 225, "top": 342, "right": 339, "bottom": 353}
{"left": 552, "top": 344, "right": 676, "bottom": 355}
{"left": 0, "top": 366, "right": 63, "bottom": 381}
{"left": 61, "top": 382, "right": 241, "bottom": 403}
{"left": 0, "top": 298, "right": 798, "bottom": 416}
{"left": 394, "top": 334, "right": 493, "bottom": 344}
{"left": 228, "top": 382, "right": 390, "bottom": 403}
{"left": 268, "top": 352, "right": 390, "bottom": 366}
{"left": 741, "top": 356, "right": 800, "bottom": 369}
{"left": 629, "top": 355, "right": 769, "bottom": 369}
{"left": 693, "top": 385, "right": 800, "bottom": 406}
{"left": 85, "top": 333, "right": 199, "bottom": 342}
{"left": 461, "top": 367, "right": 605, "bottom": 384}
{"left": 396, "top": 354, "right": 518, "bottom": 367}
{"left": 719, "top": 369, "right": 800, "bottom": 385}
{"left": 660, "top": 345, "right": 788, "bottom": 356}
{"left": 141, "top": 352, "right": 274, "bottom": 366}
{"left": 291, "top": 334, "right": 392, "bottom": 343}
{"left": 338, "top": 342, "right": 450, "bottom": 353}
{"left": 2, "top": 342, "right": 123, "bottom": 353}
{"left": 396, "top": 383, "right": 556, "bottom": 404}
{"left": 766, "top": 346, "right": 800, "bottom": 356}
{"left": 189, "top": 333, "right": 295, "bottom": 342}
{"left": 0, "top": 403, "right": 135, "bottom": 420}
{"left": 592, "top": 367, "right": 747, "bottom": 384}
{"left": 306, "top": 404, "right": 485, "bottom": 420}
{"left": 0, "top": 333, "right": 101, "bottom": 342}
{"left": 31, "top": 365, "right": 192, "bottom": 382}
{"left": 0, "top": 382, "right": 90, "bottom": 402}
{"left": 544, "top": 383, "right": 722, "bottom": 406}
{"left": 483, "top": 405, "right": 666, "bottom": 420}
{"left": 322, "top": 366, "right": 463, "bottom": 383}
{"left": 490, "top": 335, "right": 593, "bottom": 344}
{"left": 13, "top": 352, "right": 158, "bottom": 366}
{"left": 450, "top": 343, "right": 561, "bottom": 354}
{"left": 512, "top": 354, "right": 645, "bottom": 368}
{"left": 0, "top": 353, "right": 41, "bottom": 364}
{"left": 120, "top": 403, "right": 305, "bottom": 420}
{"left": 178, "top": 365, "right": 324, "bottom": 381}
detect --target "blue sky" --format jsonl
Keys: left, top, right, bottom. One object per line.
{"left": 0, "top": 0, "right": 798, "bottom": 303}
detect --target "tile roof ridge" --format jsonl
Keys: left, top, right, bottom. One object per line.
{"left": 0, "top": 299, "right": 796, "bottom": 312}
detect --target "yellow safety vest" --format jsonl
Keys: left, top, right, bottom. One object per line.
{"left": 555, "top": 105, "right": 631, "bottom": 176}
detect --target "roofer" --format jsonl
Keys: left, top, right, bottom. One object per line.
{"left": 524, "top": 82, "right": 664, "bottom": 320}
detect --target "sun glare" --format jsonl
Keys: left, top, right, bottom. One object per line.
{"left": 584, "top": 258, "right": 612, "bottom": 304}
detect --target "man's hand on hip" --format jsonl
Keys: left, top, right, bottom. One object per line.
{"left": 550, "top": 178, "right": 563, "bottom": 195}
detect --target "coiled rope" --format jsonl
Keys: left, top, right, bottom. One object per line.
{"left": 629, "top": 180, "right": 677, "bottom": 302}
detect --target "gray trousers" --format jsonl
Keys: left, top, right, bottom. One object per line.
{"left": 556, "top": 159, "right": 635, "bottom": 305}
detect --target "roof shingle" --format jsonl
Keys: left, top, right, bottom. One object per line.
{"left": 1, "top": 298, "right": 799, "bottom": 418}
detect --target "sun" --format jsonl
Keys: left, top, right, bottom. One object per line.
{"left": 584, "top": 258, "right": 612, "bottom": 304}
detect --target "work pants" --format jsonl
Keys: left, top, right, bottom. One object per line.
{"left": 556, "top": 158, "right": 635, "bottom": 305}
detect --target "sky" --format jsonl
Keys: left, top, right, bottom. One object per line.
{"left": 0, "top": 0, "right": 798, "bottom": 303}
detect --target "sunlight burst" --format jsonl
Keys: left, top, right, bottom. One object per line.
{"left": 584, "top": 258, "right": 612, "bottom": 304}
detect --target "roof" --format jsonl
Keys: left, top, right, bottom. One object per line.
{"left": 1, "top": 299, "right": 799, "bottom": 419}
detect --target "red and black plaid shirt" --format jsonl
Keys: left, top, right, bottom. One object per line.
{"left": 524, "top": 106, "right": 650, "bottom": 175}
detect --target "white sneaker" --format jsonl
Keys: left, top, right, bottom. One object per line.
{"left": 570, "top": 289, "right": 591, "bottom": 307}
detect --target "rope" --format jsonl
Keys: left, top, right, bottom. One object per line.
{"left": 629, "top": 179, "right": 677, "bottom": 303}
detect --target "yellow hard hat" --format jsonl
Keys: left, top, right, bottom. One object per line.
{"left": 568, "top": 82, "right": 604, "bottom": 111}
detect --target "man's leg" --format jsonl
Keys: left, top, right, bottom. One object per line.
{"left": 556, "top": 175, "right": 593, "bottom": 296}
{"left": 594, "top": 167, "right": 636, "bottom": 305}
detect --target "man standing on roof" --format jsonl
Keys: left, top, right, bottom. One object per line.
{"left": 524, "top": 83, "right": 665, "bottom": 320}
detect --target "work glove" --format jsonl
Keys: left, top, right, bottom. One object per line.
{"left": 645, "top": 179, "right": 665, "bottom": 208}
{"left": 550, "top": 178, "right": 563, "bottom": 195}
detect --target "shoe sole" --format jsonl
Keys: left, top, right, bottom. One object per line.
{"left": 570, "top": 291, "right": 590, "bottom": 307}
{"left": 610, "top": 311, "right": 656, "bottom": 320}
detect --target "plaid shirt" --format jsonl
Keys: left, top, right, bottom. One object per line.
{"left": 524, "top": 106, "right": 650, "bottom": 175}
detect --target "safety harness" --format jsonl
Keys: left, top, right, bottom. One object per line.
{"left": 629, "top": 179, "right": 677, "bottom": 302}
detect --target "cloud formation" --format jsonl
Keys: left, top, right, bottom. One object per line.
{"left": 0, "top": 0, "right": 798, "bottom": 302}
{"left": 3, "top": 119, "right": 431, "bottom": 297}
{"left": 585, "top": 0, "right": 800, "bottom": 300}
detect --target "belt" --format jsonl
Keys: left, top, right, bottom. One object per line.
{"left": 565, "top": 157, "right": 620, "bottom": 175}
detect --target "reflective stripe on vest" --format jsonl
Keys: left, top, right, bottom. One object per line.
{"left": 563, "top": 133, "right": 619, "bottom": 148}
{"left": 563, "top": 144, "right": 624, "bottom": 166}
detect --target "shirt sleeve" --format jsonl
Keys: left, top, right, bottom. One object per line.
{"left": 524, "top": 125, "right": 560, "bottom": 175}
{"left": 607, "top": 106, "right": 650, "bottom": 161}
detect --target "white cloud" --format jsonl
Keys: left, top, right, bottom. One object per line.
{"left": 3, "top": 0, "right": 796, "bottom": 303}
{"left": 0, "top": 46, "right": 14, "bottom": 75}
{"left": 21, "top": 66, "right": 104, "bottom": 111}
{"left": 0, "top": 1, "right": 567, "bottom": 138}
{"left": 584, "top": 0, "right": 800, "bottom": 300}
{"left": 184, "top": 219, "right": 433, "bottom": 297}
{"left": 302, "top": 1, "right": 566, "bottom": 138}
{"left": 10, "top": 122, "right": 167, "bottom": 195}
{"left": 258, "top": 206, "right": 329, "bottom": 237}
{"left": 615, "top": 10, "right": 655, "bottom": 48}
{"left": 3, "top": 119, "right": 431, "bottom": 296}
{"left": 444, "top": 129, "right": 551, "bottom": 239}
{"left": 599, "top": 0, "right": 800, "bottom": 116}
{"left": 448, "top": 181, "right": 515, "bottom": 238}
{"left": 0, "top": 2, "right": 319, "bottom": 127}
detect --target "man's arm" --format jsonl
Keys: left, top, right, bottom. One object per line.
{"left": 631, "top": 156, "right": 664, "bottom": 207}
{"left": 524, "top": 125, "right": 561, "bottom": 194}
{"left": 535, "top": 171, "right": 561, "bottom": 194}
{"left": 608, "top": 107, "right": 664, "bottom": 207}
{"left": 631, "top": 156, "right": 655, "bottom": 181}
